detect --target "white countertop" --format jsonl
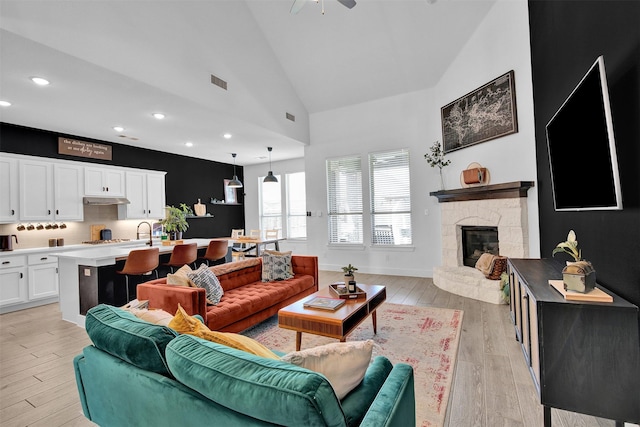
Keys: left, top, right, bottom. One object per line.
{"left": 1, "top": 239, "right": 160, "bottom": 256}
{"left": 54, "top": 238, "right": 214, "bottom": 266}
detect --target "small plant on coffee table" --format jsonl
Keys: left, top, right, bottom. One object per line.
{"left": 342, "top": 264, "right": 358, "bottom": 292}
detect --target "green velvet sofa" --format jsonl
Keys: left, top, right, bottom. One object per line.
{"left": 74, "top": 304, "right": 416, "bottom": 427}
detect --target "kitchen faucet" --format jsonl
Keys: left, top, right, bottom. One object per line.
{"left": 136, "top": 221, "right": 153, "bottom": 246}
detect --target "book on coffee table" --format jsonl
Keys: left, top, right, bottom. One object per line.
{"left": 303, "top": 296, "right": 346, "bottom": 311}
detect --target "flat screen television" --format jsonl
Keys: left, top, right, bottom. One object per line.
{"left": 546, "top": 55, "right": 623, "bottom": 211}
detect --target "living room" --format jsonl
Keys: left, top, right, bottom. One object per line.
{"left": 1, "top": 0, "right": 639, "bottom": 426}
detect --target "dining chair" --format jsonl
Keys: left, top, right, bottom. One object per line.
{"left": 116, "top": 247, "right": 159, "bottom": 303}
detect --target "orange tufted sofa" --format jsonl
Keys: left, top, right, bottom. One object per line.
{"left": 136, "top": 255, "right": 318, "bottom": 332}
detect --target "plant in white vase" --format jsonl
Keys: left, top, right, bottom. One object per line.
{"left": 424, "top": 140, "right": 451, "bottom": 190}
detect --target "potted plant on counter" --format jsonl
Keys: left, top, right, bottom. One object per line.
{"left": 161, "top": 204, "right": 192, "bottom": 240}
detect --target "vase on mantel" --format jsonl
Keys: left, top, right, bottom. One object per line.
{"left": 439, "top": 168, "right": 445, "bottom": 191}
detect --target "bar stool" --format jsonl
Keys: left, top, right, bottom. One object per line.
{"left": 162, "top": 243, "right": 198, "bottom": 273}
{"left": 116, "top": 247, "right": 159, "bottom": 303}
{"left": 200, "top": 239, "right": 228, "bottom": 266}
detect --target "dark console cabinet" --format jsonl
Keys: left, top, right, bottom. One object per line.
{"left": 508, "top": 258, "right": 640, "bottom": 426}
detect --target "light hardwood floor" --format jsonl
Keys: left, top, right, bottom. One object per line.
{"left": 0, "top": 271, "right": 619, "bottom": 427}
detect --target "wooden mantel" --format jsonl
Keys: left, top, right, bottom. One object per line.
{"left": 429, "top": 181, "right": 535, "bottom": 203}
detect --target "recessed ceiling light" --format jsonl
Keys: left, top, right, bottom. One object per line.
{"left": 152, "top": 112, "right": 165, "bottom": 120}
{"left": 185, "top": 141, "right": 194, "bottom": 147}
{"left": 0, "top": 100, "right": 11, "bottom": 107}
{"left": 30, "top": 77, "right": 50, "bottom": 86}
{"left": 223, "top": 133, "right": 232, "bottom": 139}
{"left": 113, "top": 126, "right": 124, "bottom": 132}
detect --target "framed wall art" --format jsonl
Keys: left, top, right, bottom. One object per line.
{"left": 441, "top": 70, "right": 518, "bottom": 153}
{"left": 224, "top": 179, "right": 237, "bottom": 204}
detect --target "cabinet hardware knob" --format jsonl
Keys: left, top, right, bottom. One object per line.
{"left": 2, "top": 261, "right": 9, "bottom": 265}
{"left": 48, "top": 209, "right": 51, "bottom": 215}
{"left": 56, "top": 209, "right": 59, "bottom": 215}
{"left": 20, "top": 272, "right": 23, "bottom": 279}
{"left": 41, "top": 257, "right": 48, "bottom": 261}
{"left": 11, "top": 209, "right": 15, "bottom": 215}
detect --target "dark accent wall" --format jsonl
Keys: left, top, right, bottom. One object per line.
{"left": 528, "top": 1, "right": 640, "bottom": 307}
{"left": 0, "top": 122, "right": 245, "bottom": 238}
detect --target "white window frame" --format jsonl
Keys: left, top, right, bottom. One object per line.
{"left": 326, "top": 156, "right": 363, "bottom": 245}
{"left": 369, "top": 148, "right": 412, "bottom": 246}
{"left": 258, "top": 172, "right": 307, "bottom": 240}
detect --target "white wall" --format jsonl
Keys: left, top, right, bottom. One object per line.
{"left": 245, "top": 0, "right": 539, "bottom": 277}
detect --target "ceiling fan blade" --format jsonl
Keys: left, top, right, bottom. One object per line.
{"left": 290, "top": 0, "right": 307, "bottom": 14}
{"left": 337, "top": 0, "right": 356, "bottom": 9}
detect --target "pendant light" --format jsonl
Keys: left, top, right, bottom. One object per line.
{"left": 263, "top": 147, "right": 278, "bottom": 183}
{"left": 228, "top": 153, "right": 243, "bottom": 188}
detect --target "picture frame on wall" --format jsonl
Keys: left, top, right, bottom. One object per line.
{"left": 224, "top": 179, "right": 237, "bottom": 204}
{"left": 441, "top": 70, "right": 518, "bottom": 154}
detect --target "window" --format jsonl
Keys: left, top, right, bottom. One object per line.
{"left": 369, "top": 149, "right": 412, "bottom": 245}
{"left": 259, "top": 172, "right": 307, "bottom": 239}
{"left": 286, "top": 172, "right": 307, "bottom": 239}
{"left": 259, "top": 175, "right": 282, "bottom": 233}
{"left": 327, "top": 156, "right": 363, "bottom": 244}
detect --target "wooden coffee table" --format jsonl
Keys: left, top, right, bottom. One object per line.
{"left": 278, "top": 283, "right": 386, "bottom": 351}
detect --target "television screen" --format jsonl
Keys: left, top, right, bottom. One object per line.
{"left": 546, "top": 55, "right": 622, "bottom": 211}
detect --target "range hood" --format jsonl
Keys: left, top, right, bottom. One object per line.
{"left": 83, "top": 196, "right": 130, "bottom": 205}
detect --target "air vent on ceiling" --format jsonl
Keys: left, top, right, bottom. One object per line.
{"left": 210, "top": 74, "right": 228, "bottom": 90}
{"left": 286, "top": 112, "right": 295, "bottom": 122}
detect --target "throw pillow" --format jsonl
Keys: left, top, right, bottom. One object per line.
{"left": 168, "top": 305, "right": 279, "bottom": 360}
{"left": 128, "top": 308, "right": 174, "bottom": 326}
{"left": 187, "top": 264, "right": 223, "bottom": 305}
{"left": 166, "top": 264, "right": 193, "bottom": 287}
{"left": 262, "top": 250, "right": 294, "bottom": 282}
{"left": 281, "top": 340, "right": 374, "bottom": 399}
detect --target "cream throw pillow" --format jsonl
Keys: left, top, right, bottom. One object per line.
{"left": 166, "top": 264, "right": 193, "bottom": 287}
{"left": 280, "top": 340, "right": 374, "bottom": 399}
{"left": 128, "top": 308, "right": 174, "bottom": 326}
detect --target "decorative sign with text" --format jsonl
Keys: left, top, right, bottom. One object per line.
{"left": 58, "top": 137, "right": 112, "bottom": 160}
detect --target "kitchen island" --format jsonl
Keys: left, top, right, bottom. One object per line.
{"left": 55, "top": 239, "right": 218, "bottom": 326}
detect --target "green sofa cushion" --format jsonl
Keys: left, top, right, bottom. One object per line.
{"left": 85, "top": 304, "right": 178, "bottom": 376}
{"left": 166, "top": 334, "right": 347, "bottom": 427}
{"left": 341, "top": 356, "right": 393, "bottom": 427}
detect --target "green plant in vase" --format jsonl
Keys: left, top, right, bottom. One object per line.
{"left": 341, "top": 264, "right": 358, "bottom": 292}
{"left": 160, "top": 204, "right": 193, "bottom": 240}
{"left": 424, "top": 140, "right": 451, "bottom": 190}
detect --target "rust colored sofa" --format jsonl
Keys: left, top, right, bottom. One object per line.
{"left": 137, "top": 256, "right": 318, "bottom": 332}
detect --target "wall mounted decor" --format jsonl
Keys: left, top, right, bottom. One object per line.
{"left": 441, "top": 70, "right": 518, "bottom": 153}
{"left": 460, "top": 162, "right": 490, "bottom": 188}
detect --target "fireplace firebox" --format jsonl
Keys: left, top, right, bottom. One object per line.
{"left": 461, "top": 226, "right": 499, "bottom": 267}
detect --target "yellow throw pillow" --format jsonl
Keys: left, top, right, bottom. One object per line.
{"left": 168, "top": 305, "right": 279, "bottom": 360}
{"left": 166, "top": 264, "right": 194, "bottom": 287}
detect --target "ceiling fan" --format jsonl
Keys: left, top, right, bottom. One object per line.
{"left": 290, "top": 0, "right": 356, "bottom": 15}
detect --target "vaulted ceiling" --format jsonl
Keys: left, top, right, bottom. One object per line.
{"left": 0, "top": 0, "right": 496, "bottom": 165}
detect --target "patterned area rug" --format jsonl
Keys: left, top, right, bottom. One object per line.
{"left": 243, "top": 302, "right": 463, "bottom": 427}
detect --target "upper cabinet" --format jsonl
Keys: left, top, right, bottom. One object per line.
{"left": 118, "top": 171, "right": 166, "bottom": 220}
{"left": 0, "top": 157, "right": 19, "bottom": 223}
{"left": 53, "top": 164, "right": 84, "bottom": 221}
{"left": 18, "top": 159, "right": 84, "bottom": 222}
{"left": 85, "top": 167, "right": 125, "bottom": 196}
{"left": 19, "top": 159, "right": 54, "bottom": 221}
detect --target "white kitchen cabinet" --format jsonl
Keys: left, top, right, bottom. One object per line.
{"left": 118, "top": 171, "right": 166, "bottom": 220}
{"left": 0, "top": 255, "right": 27, "bottom": 307}
{"left": 53, "top": 164, "right": 84, "bottom": 221}
{"left": 27, "top": 254, "right": 59, "bottom": 300}
{"left": 0, "top": 156, "right": 19, "bottom": 223}
{"left": 19, "top": 159, "right": 54, "bottom": 221}
{"left": 85, "top": 167, "right": 125, "bottom": 196}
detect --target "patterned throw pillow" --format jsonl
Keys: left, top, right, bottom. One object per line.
{"left": 262, "top": 250, "right": 294, "bottom": 282}
{"left": 187, "top": 264, "right": 224, "bottom": 305}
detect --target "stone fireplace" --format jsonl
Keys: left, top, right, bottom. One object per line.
{"left": 430, "top": 181, "right": 534, "bottom": 304}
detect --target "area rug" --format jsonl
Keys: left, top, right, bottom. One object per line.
{"left": 243, "top": 302, "right": 463, "bottom": 427}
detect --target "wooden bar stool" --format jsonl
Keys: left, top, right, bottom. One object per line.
{"left": 200, "top": 239, "right": 228, "bottom": 266}
{"left": 162, "top": 243, "right": 198, "bottom": 273}
{"left": 116, "top": 247, "right": 159, "bottom": 303}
